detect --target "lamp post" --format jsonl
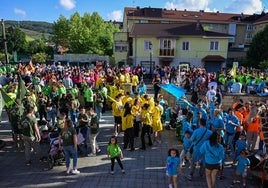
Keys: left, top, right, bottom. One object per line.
{"left": 149, "top": 42, "right": 153, "bottom": 78}
{"left": 1, "top": 19, "right": 9, "bottom": 66}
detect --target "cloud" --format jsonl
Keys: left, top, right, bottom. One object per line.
{"left": 164, "top": 0, "right": 264, "bottom": 14}
{"left": 107, "top": 10, "right": 123, "bottom": 21}
{"left": 59, "top": 0, "right": 76, "bottom": 10}
{"left": 224, "top": 0, "right": 263, "bottom": 14}
{"left": 165, "top": 0, "right": 211, "bottom": 11}
{"left": 14, "top": 8, "right": 26, "bottom": 17}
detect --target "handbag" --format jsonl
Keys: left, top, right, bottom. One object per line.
{"left": 189, "top": 128, "right": 207, "bottom": 154}
{"left": 77, "top": 129, "right": 85, "bottom": 145}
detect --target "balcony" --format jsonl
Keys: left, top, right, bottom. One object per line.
{"left": 159, "top": 48, "right": 175, "bottom": 57}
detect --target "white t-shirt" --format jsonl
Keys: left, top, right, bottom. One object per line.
{"left": 206, "top": 89, "right": 216, "bottom": 101}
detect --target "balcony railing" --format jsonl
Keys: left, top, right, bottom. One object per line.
{"left": 159, "top": 48, "right": 175, "bottom": 56}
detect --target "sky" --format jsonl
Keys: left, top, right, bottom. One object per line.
{"left": 0, "top": 0, "right": 267, "bottom": 23}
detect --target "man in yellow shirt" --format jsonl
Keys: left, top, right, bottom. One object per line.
{"left": 112, "top": 94, "right": 123, "bottom": 136}
{"left": 140, "top": 103, "right": 153, "bottom": 150}
{"left": 152, "top": 100, "right": 163, "bottom": 143}
{"left": 131, "top": 73, "right": 139, "bottom": 93}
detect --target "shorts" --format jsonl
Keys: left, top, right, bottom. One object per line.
{"left": 205, "top": 163, "right": 221, "bottom": 170}
{"left": 235, "top": 170, "right": 247, "bottom": 177}
{"left": 166, "top": 171, "right": 178, "bottom": 177}
{"left": 114, "top": 116, "right": 122, "bottom": 124}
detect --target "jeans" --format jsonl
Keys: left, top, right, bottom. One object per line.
{"left": 141, "top": 124, "right": 152, "bottom": 149}
{"left": 24, "top": 136, "right": 42, "bottom": 162}
{"left": 225, "top": 132, "right": 235, "bottom": 153}
{"left": 123, "top": 127, "right": 134, "bottom": 150}
{"left": 63, "top": 145, "right": 78, "bottom": 169}
{"left": 69, "top": 110, "right": 77, "bottom": 125}
{"left": 47, "top": 111, "right": 56, "bottom": 126}
{"left": 95, "top": 106, "right": 103, "bottom": 121}
{"left": 90, "top": 132, "right": 99, "bottom": 154}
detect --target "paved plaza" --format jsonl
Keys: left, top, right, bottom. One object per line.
{"left": 0, "top": 110, "right": 261, "bottom": 188}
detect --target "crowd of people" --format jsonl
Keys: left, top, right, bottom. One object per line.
{"left": 0, "top": 62, "right": 268, "bottom": 187}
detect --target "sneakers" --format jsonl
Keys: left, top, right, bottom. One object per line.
{"left": 229, "top": 182, "right": 235, "bottom": 187}
{"left": 88, "top": 153, "right": 96, "bottom": 157}
{"left": 110, "top": 171, "right": 115, "bottom": 175}
{"left": 26, "top": 161, "right": 31, "bottom": 166}
{"left": 66, "top": 168, "right": 72, "bottom": 175}
{"left": 97, "top": 149, "right": 101, "bottom": 153}
{"left": 72, "top": 169, "right": 80, "bottom": 174}
{"left": 121, "top": 169, "right": 125, "bottom": 174}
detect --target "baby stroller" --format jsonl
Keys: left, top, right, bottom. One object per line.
{"left": 47, "top": 131, "right": 65, "bottom": 169}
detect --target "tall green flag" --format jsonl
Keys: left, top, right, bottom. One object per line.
{"left": 0, "top": 88, "right": 13, "bottom": 121}
{"left": 0, "top": 88, "right": 13, "bottom": 108}
{"left": 16, "top": 75, "right": 27, "bottom": 103}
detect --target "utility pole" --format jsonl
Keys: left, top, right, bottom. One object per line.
{"left": 149, "top": 41, "right": 153, "bottom": 78}
{"left": 1, "top": 19, "right": 9, "bottom": 66}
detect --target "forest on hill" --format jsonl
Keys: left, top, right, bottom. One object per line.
{"left": 4, "top": 20, "right": 54, "bottom": 41}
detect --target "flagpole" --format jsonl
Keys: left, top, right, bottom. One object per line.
{"left": 1, "top": 19, "right": 9, "bottom": 71}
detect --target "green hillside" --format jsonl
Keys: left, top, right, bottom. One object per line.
{"left": 4, "top": 20, "right": 54, "bottom": 41}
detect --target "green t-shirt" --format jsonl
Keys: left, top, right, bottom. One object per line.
{"left": 60, "top": 127, "right": 77, "bottom": 146}
{"left": 20, "top": 115, "right": 37, "bottom": 137}
{"left": 84, "top": 88, "right": 94, "bottom": 102}
{"left": 107, "top": 144, "right": 121, "bottom": 158}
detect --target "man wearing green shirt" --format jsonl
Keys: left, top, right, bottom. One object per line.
{"left": 19, "top": 107, "right": 43, "bottom": 165}
{"left": 84, "top": 84, "right": 94, "bottom": 109}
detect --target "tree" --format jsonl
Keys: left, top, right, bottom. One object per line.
{"left": 247, "top": 25, "right": 268, "bottom": 65}
{"left": 6, "top": 27, "right": 27, "bottom": 53}
{"left": 32, "top": 52, "right": 48, "bottom": 63}
{"left": 53, "top": 15, "right": 70, "bottom": 52}
{"left": 52, "top": 12, "right": 120, "bottom": 56}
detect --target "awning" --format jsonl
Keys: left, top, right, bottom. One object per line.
{"left": 202, "top": 55, "right": 225, "bottom": 62}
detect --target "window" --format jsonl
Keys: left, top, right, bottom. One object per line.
{"left": 246, "top": 33, "right": 253, "bottom": 39}
{"left": 115, "top": 46, "right": 127, "bottom": 52}
{"left": 210, "top": 41, "right": 219, "bottom": 51}
{"left": 144, "top": 40, "right": 152, "bottom": 51}
{"left": 159, "top": 39, "right": 175, "bottom": 56}
{"left": 182, "top": 41, "right": 190, "bottom": 51}
{"left": 163, "top": 39, "right": 172, "bottom": 49}
{"left": 246, "top": 24, "right": 253, "bottom": 31}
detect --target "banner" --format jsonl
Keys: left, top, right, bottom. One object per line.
{"left": 16, "top": 75, "right": 27, "bottom": 103}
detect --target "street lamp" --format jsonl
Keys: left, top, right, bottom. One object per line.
{"left": 149, "top": 42, "right": 153, "bottom": 78}
{"left": 1, "top": 19, "right": 9, "bottom": 67}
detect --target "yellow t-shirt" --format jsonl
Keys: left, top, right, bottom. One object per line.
{"left": 122, "top": 114, "right": 134, "bottom": 131}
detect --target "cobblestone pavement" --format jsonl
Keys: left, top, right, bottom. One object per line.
{"left": 0, "top": 111, "right": 261, "bottom": 188}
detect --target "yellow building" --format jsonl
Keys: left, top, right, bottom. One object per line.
{"left": 114, "top": 7, "right": 268, "bottom": 68}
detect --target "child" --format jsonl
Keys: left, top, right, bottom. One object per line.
{"left": 234, "top": 133, "right": 248, "bottom": 163}
{"left": 179, "top": 131, "right": 192, "bottom": 168}
{"left": 230, "top": 149, "right": 250, "bottom": 188}
{"left": 166, "top": 148, "right": 181, "bottom": 188}
{"left": 107, "top": 136, "right": 125, "bottom": 175}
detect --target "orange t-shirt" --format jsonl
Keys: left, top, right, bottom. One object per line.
{"left": 247, "top": 116, "right": 261, "bottom": 132}
{"left": 234, "top": 111, "right": 244, "bottom": 132}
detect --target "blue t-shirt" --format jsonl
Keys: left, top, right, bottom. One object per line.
{"left": 210, "top": 116, "right": 225, "bottom": 137}
{"left": 225, "top": 114, "right": 240, "bottom": 134}
{"left": 236, "top": 139, "right": 248, "bottom": 155}
{"left": 183, "top": 136, "right": 192, "bottom": 151}
{"left": 236, "top": 155, "right": 250, "bottom": 173}
{"left": 166, "top": 156, "right": 180, "bottom": 176}
{"left": 200, "top": 141, "right": 224, "bottom": 165}
{"left": 191, "top": 127, "right": 212, "bottom": 162}
{"left": 182, "top": 120, "right": 193, "bottom": 136}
